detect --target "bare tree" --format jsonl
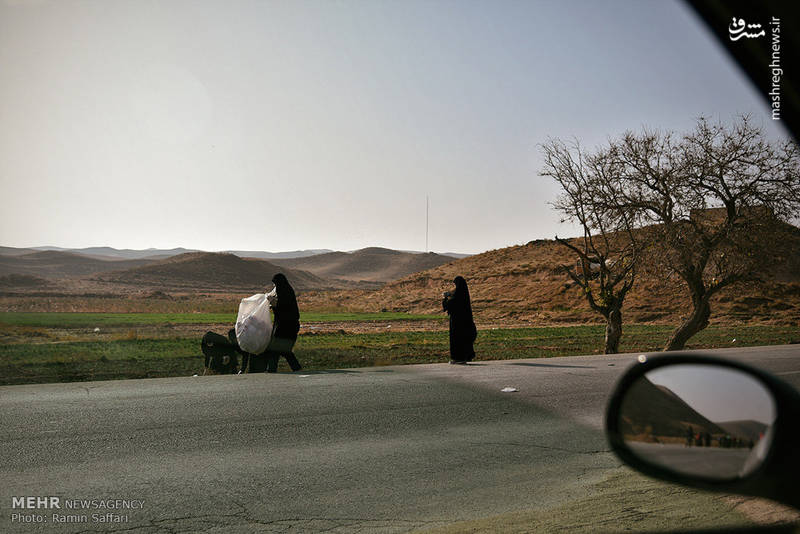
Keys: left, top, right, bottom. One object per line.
{"left": 609, "top": 116, "right": 800, "bottom": 350}
{"left": 541, "top": 139, "right": 638, "bottom": 354}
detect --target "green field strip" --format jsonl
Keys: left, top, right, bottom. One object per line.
{"left": 0, "top": 311, "right": 439, "bottom": 328}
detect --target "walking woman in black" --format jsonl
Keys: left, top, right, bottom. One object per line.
{"left": 265, "top": 273, "right": 302, "bottom": 373}
{"left": 442, "top": 276, "right": 477, "bottom": 364}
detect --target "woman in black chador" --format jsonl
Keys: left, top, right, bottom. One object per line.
{"left": 442, "top": 276, "right": 477, "bottom": 364}
{"left": 265, "top": 273, "right": 302, "bottom": 373}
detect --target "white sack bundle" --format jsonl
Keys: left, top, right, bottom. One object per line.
{"left": 235, "top": 293, "right": 273, "bottom": 354}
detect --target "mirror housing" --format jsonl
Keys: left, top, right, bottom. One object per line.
{"left": 606, "top": 353, "right": 800, "bottom": 510}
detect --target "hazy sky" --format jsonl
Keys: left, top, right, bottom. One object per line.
{"left": 0, "top": 0, "right": 789, "bottom": 254}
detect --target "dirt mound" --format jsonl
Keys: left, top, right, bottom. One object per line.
{"left": 98, "top": 252, "right": 337, "bottom": 291}
{"left": 0, "top": 273, "right": 52, "bottom": 288}
{"left": 272, "top": 247, "right": 457, "bottom": 282}
{"left": 298, "top": 230, "right": 800, "bottom": 326}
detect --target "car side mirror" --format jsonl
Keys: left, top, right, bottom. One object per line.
{"left": 605, "top": 353, "right": 800, "bottom": 510}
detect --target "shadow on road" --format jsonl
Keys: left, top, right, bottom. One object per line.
{"left": 297, "top": 369, "right": 363, "bottom": 375}
{"left": 509, "top": 362, "right": 597, "bottom": 369}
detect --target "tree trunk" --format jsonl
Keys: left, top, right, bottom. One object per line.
{"left": 604, "top": 307, "right": 622, "bottom": 354}
{"left": 665, "top": 296, "right": 711, "bottom": 351}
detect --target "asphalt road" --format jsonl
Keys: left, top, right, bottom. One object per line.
{"left": 627, "top": 442, "right": 753, "bottom": 479}
{"left": 1, "top": 345, "right": 799, "bottom": 533}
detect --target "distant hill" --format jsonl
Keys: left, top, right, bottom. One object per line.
{"left": 225, "top": 249, "right": 335, "bottom": 260}
{"left": 0, "top": 251, "right": 156, "bottom": 278}
{"left": 297, "top": 225, "right": 800, "bottom": 325}
{"left": 397, "top": 250, "right": 472, "bottom": 259}
{"left": 5, "top": 245, "right": 424, "bottom": 262}
{"left": 0, "top": 245, "right": 460, "bottom": 291}
{"left": 12, "top": 246, "right": 336, "bottom": 261}
{"left": 717, "top": 420, "right": 769, "bottom": 442}
{"left": 97, "top": 252, "right": 336, "bottom": 291}
{"left": 0, "top": 246, "right": 39, "bottom": 257}
{"left": 619, "top": 377, "right": 726, "bottom": 440}
{"left": 30, "top": 246, "right": 199, "bottom": 260}
{"left": 618, "top": 377, "right": 768, "bottom": 443}
{"left": 271, "top": 247, "right": 457, "bottom": 282}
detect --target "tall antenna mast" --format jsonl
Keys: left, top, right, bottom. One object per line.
{"left": 425, "top": 195, "right": 429, "bottom": 252}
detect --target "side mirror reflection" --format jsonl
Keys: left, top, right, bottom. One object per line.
{"left": 618, "top": 363, "right": 777, "bottom": 480}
